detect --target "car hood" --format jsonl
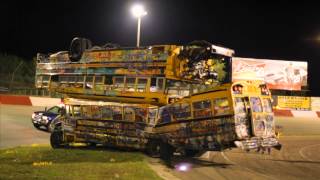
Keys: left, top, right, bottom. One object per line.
{"left": 34, "top": 111, "right": 58, "bottom": 117}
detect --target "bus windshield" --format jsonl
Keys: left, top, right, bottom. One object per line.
{"left": 250, "top": 97, "right": 263, "bottom": 112}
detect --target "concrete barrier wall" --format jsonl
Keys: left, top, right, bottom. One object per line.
{"left": 0, "top": 95, "right": 60, "bottom": 107}
{"left": 0, "top": 95, "right": 32, "bottom": 105}
{"left": 1, "top": 94, "right": 320, "bottom": 118}
{"left": 273, "top": 108, "right": 320, "bottom": 118}
{"left": 29, "top": 97, "right": 61, "bottom": 107}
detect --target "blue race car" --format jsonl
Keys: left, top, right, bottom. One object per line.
{"left": 31, "top": 106, "right": 62, "bottom": 132}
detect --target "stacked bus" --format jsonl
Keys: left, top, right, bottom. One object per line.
{"left": 36, "top": 38, "right": 233, "bottom": 105}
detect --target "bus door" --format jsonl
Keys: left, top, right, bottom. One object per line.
{"left": 248, "top": 96, "right": 266, "bottom": 137}
{"left": 234, "top": 97, "right": 253, "bottom": 139}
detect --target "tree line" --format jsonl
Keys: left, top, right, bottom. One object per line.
{"left": 0, "top": 54, "right": 36, "bottom": 89}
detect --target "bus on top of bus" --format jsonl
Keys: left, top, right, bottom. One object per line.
{"left": 36, "top": 38, "right": 234, "bottom": 105}
{"left": 50, "top": 80, "right": 281, "bottom": 160}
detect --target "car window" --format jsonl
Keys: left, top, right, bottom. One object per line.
{"left": 47, "top": 106, "right": 60, "bottom": 114}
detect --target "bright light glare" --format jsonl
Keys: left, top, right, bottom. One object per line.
{"left": 131, "top": 4, "right": 147, "bottom": 18}
{"left": 175, "top": 163, "right": 192, "bottom": 172}
{"left": 179, "top": 165, "right": 188, "bottom": 171}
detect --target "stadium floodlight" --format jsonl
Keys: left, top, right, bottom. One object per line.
{"left": 131, "top": 4, "right": 147, "bottom": 47}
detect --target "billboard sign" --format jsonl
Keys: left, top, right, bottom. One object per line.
{"left": 277, "top": 96, "right": 311, "bottom": 110}
{"left": 232, "top": 57, "right": 308, "bottom": 90}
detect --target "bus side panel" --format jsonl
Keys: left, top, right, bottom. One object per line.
{"left": 155, "top": 116, "right": 236, "bottom": 150}
{"left": 66, "top": 119, "right": 148, "bottom": 149}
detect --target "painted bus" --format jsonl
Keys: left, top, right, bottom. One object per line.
{"left": 36, "top": 38, "right": 234, "bottom": 105}
{"left": 51, "top": 80, "right": 281, "bottom": 160}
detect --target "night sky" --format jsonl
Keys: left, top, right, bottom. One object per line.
{"left": 1, "top": 0, "right": 319, "bottom": 95}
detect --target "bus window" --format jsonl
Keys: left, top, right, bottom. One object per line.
{"left": 65, "top": 105, "right": 71, "bottom": 117}
{"left": 150, "top": 77, "right": 165, "bottom": 92}
{"left": 213, "top": 98, "right": 230, "bottom": 116}
{"left": 137, "top": 78, "right": 148, "bottom": 92}
{"left": 167, "top": 80, "right": 190, "bottom": 96}
{"left": 124, "top": 107, "right": 135, "bottom": 121}
{"left": 42, "top": 75, "right": 50, "bottom": 87}
{"left": 150, "top": 78, "right": 157, "bottom": 92}
{"left": 114, "top": 76, "right": 124, "bottom": 91}
{"left": 85, "top": 76, "right": 94, "bottom": 89}
{"left": 157, "top": 78, "right": 164, "bottom": 90}
{"left": 105, "top": 75, "right": 113, "bottom": 85}
{"left": 134, "top": 107, "right": 147, "bottom": 122}
{"left": 192, "top": 100, "right": 212, "bottom": 118}
{"left": 82, "top": 106, "right": 92, "bottom": 118}
{"left": 95, "top": 76, "right": 103, "bottom": 84}
{"left": 172, "top": 103, "right": 191, "bottom": 119}
{"left": 94, "top": 76, "right": 104, "bottom": 91}
{"left": 101, "top": 106, "right": 113, "bottom": 120}
{"left": 159, "top": 107, "right": 171, "bottom": 124}
{"left": 125, "top": 77, "right": 136, "bottom": 92}
{"left": 68, "top": 76, "right": 76, "bottom": 83}
{"left": 36, "top": 76, "right": 43, "bottom": 87}
{"left": 234, "top": 97, "right": 246, "bottom": 114}
{"left": 73, "top": 105, "right": 82, "bottom": 118}
{"left": 232, "top": 85, "right": 243, "bottom": 94}
{"left": 180, "top": 85, "right": 191, "bottom": 96}
{"left": 59, "top": 76, "right": 68, "bottom": 83}
{"left": 112, "top": 106, "right": 122, "bottom": 120}
{"left": 75, "top": 76, "right": 84, "bottom": 88}
{"left": 91, "top": 106, "right": 101, "bottom": 119}
{"left": 262, "top": 98, "right": 272, "bottom": 113}
{"left": 250, "top": 97, "right": 263, "bottom": 112}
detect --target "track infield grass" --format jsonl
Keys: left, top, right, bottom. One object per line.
{"left": 0, "top": 145, "right": 162, "bottom": 180}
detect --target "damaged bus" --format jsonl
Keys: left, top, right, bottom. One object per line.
{"left": 51, "top": 80, "right": 281, "bottom": 160}
{"left": 36, "top": 38, "right": 234, "bottom": 105}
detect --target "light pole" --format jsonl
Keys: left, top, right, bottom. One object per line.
{"left": 131, "top": 4, "right": 147, "bottom": 47}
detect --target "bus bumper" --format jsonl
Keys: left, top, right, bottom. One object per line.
{"left": 234, "top": 137, "right": 281, "bottom": 151}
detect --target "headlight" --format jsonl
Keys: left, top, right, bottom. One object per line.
{"left": 32, "top": 113, "right": 36, "bottom": 119}
{"left": 42, "top": 116, "right": 51, "bottom": 121}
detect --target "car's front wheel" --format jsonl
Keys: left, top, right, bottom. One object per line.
{"left": 50, "top": 129, "right": 64, "bottom": 149}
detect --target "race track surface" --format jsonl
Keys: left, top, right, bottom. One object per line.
{"left": 0, "top": 105, "right": 49, "bottom": 148}
{"left": 1, "top": 105, "right": 320, "bottom": 179}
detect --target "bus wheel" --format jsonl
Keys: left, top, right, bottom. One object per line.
{"left": 160, "top": 141, "right": 174, "bottom": 161}
{"left": 184, "top": 149, "right": 199, "bottom": 157}
{"left": 87, "top": 142, "right": 97, "bottom": 148}
{"left": 50, "top": 129, "right": 64, "bottom": 149}
{"left": 146, "top": 139, "right": 160, "bottom": 157}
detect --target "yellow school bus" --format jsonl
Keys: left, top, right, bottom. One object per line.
{"left": 51, "top": 80, "right": 280, "bottom": 160}
{"left": 36, "top": 38, "right": 234, "bottom": 106}
{"left": 153, "top": 80, "right": 280, "bottom": 158}
{"left": 50, "top": 98, "right": 158, "bottom": 151}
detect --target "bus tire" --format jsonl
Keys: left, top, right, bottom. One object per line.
{"left": 50, "top": 129, "right": 64, "bottom": 149}
{"left": 146, "top": 139, "right": 160, "bottom": 157}
{"left": 160, "top": 141, "right": 174, "bottom": 161}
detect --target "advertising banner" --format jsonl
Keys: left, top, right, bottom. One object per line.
{"left": 277, "top": 96, "right": 311, "bottom": 110}
{"left": 311, "top": 97, "right": 320, "bottom": 111}
{"left": 232, "top": 57, "right": 308, "bottom": 90}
